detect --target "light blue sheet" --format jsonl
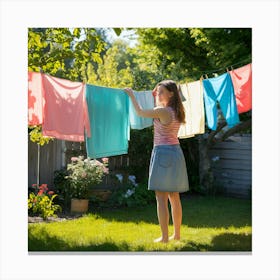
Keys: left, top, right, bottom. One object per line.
{"left": 129, "top": 90, "right": 154, "bottom": 129}
{"left": 85, "top": 85, "right": 130, "bottom": 158}
{"left": 203, "top": 73, "right": 240, "bottom": 130}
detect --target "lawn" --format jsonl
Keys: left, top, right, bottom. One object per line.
{"left": 28, "top": 194, "right": 252, "bottom": 252}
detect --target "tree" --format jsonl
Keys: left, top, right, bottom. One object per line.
{"left": 88, "top": 39, "right": 134, "bottom": 88}
{"left": 28, "top": 28, "right": 106, "bottom": 82}
{"left": 137, "top": 28, "right": 251, "bottom": 81}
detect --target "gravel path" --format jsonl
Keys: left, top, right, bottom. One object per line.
{"left": 28, "top": 213, "right": 83, "bottom": 223}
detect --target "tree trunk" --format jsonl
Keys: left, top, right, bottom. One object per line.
{"left": 198, "top": 135, "right": 213, "bottom": 194}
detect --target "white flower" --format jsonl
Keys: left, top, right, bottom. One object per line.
{"left": 212, "top": 156, "right": 220, "bottom": 162}
{"left": 124, "top": 189, "right": 135, "bottom": 198}
{"left": 115, "top": 174, "right": 123, "bottom": 183}
{"left": 128, "top": 175, "right": 138, "bottom": 186}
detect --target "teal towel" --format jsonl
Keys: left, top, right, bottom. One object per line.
{"left": 85, "top": 84, "right": 130, "bottom": 158}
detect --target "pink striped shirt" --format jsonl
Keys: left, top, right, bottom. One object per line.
{"left": 153, "top": 107, "right": 181, "bottom": 146}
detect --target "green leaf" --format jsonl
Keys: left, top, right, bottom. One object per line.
{"left": 91, "top": 52, "right": 102, "bottom": 64}
{"left": 113, "top": 28, "right": 122, "bottom": 36}
{"left": 73, "top": 28, "right": 80, "bottom": 38}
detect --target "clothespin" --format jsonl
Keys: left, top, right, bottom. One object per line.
{"left": 226, "top": 67, "right": 229, "bottom": 72}
{"left": 230, "top": 65, "right": 234, "bottom": 70}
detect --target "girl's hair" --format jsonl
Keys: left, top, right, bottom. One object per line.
{"left": 157, "top": 80, "right": 186, "bottom": 124}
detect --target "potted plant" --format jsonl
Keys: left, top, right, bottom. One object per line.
{"left": 66, "top": 156, "right": 108, "bottom": 214}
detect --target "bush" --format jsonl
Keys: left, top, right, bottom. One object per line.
{"left": 127, "top": 127, "right": 153, "bottom": 180}
{"left": 66, "top": 156, "right": 108, "bottom": 199}
{"left": 53, "top": 168, "right": 70, "bottom": 211}
{"left": 107, "top": 179, "right": 155, "bottom": 208}
{"left": 28, "top": 184, "right": 62, "bottom": 220}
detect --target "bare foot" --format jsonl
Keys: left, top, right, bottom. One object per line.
{"left": 169, "top": 235, "right": 180, "bottom": 241}
{"left": 154, "top": 237, "right": 169, "bottom": 243}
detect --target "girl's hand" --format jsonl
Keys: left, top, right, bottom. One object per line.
{"left": 124, "top": 88, "right": 134, "bottom": 97}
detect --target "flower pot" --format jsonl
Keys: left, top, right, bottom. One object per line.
{"left": 71, "top": 198, "right": 89, "bottom": 214}
{"left": 91, "top": 190, "right": 112, "bottom": 202}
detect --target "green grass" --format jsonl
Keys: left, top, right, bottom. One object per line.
{"left": 28, "top": 194, "right": 252, "bottom": 252}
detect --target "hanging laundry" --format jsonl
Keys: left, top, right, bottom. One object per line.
{"left": 178, "top": 84, "right": 194, "bottom": 138}
{"left": 178, "top": 80, "right": 205, "bottom": 138}
{"left": 229, "top": 63, "right": 252, "bottom": 114}
{"left": 85, "top": 84, "right": 130, "bottom": 158}
{"left": 42, "top": 74, "right": 90, "bottom": 142}
{"left": 203, "top": 72, "right": 240, "bottom": 130}
{"left": 28, "top": 72, "right": 44, "bottom": 125}
{"left": 129, "top": 90, "right": 154, "bottom": 129}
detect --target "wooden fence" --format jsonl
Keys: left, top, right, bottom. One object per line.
{"left": 208, "top": 134, "right": 252, "bottom": 198}
{"left": 29, "top": 134, "right": 252, "bottom": 198}
{"left": 28, "top": 139, "right": 65, "bottom": 188}
{"left": 28, "top": 138, "right": 130, "bottom": 190}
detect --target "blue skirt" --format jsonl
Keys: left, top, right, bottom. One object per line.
{"left": 148, "top": 144, "right": 189, "bottom": 193}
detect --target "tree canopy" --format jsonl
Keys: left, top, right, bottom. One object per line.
{"left": 28, "top": 27, "right": 252, "bottom": 89}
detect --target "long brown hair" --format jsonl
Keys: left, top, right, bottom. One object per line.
{"left": 157, "top": 80, "right": 186, "bottom": 124}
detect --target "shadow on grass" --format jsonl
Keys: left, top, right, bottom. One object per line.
{"left": 28, "top": 227, "right": 129, "bottom": 252}
{"left": 180, "top": 233, "right": 252, "bottom": 252}
{"left": 29, "top": 228, "right": 252, "bottom": 252}
{"left": 93, "top": 194, "right": 252, "bottom": 229}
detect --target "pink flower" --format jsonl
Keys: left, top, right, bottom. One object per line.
{"left": 48, "top": 191, "right": 54, "bottom": 195}
{"left": 71, "top": 157, "right": 79, "bottom": 162}
{"left": 39, "top": 184, "right": 48, "bottom": 192}
{"left": 38, "top": 190, "right": 44, "bottom": 196}
{"left": 103, "top": 167, "right": 109, "bottom": 174}
{"left": 102, "top": 157, "right": 109, "bottom": 163}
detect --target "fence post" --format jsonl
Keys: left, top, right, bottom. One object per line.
{"left": 36, "top": 143, "right": 40, "bottom": 186}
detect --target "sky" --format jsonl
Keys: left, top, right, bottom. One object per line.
{"left": 106, "top": 28, "right": 138, "bottom": 47}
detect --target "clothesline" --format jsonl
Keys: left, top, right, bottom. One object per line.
{"left": 198, "top": 58, "right": 252, "bottom": 78}
{"left": 38, "top": 59, "right": 251, "bottom": 92}
{"left": 29, "top": 62, "right": 252, "bottom": 147}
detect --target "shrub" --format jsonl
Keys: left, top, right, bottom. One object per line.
{"left": 66, "top": 156, "right": 109, "bottom": 199}
{"left": 28, "top": 184, "right": 62, "bottom": 220}
{"left": 108, "top": 177, "right": 155, "bottom": 208}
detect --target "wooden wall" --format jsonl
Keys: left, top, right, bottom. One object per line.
{"left": 28, "top": 139, "right": 65, "bottom": 188}
{"left": 209, "top": 134, "right": 252, "bottom": 198}
{"left": 28, "top": 134, "right": 252, "bottom": 198}
{"left": 28, "top": 139, "right": 130, "bottom": 190}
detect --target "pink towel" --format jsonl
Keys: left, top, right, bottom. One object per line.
{"left": 28, "top": 72, "right": 44, "bottom": 125}
{"left": 42, "top": 74, "right": 91, "bottom": 141}
{"left": 229, "top": 63, "right": 252, "bottom": 114}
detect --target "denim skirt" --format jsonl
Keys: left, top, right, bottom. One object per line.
{"left": 148, "top": 144, "right": 189, "bottom": 193}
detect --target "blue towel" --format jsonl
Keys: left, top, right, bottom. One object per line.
{"left": 203, "top": 73, "right": 240, "bottom": 130}
{"left": 129, "top": 90, "right": 154, "bottom": 129}
{"left": 85, "top": 85, "right": 130, "bottom": 158}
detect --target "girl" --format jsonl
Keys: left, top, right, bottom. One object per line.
{"left": 124, "top": 80, "right": 189, "bottom": 243}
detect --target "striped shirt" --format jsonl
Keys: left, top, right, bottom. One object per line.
{"left": 153, "top": 107, "right": 181, "bottom": 146}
